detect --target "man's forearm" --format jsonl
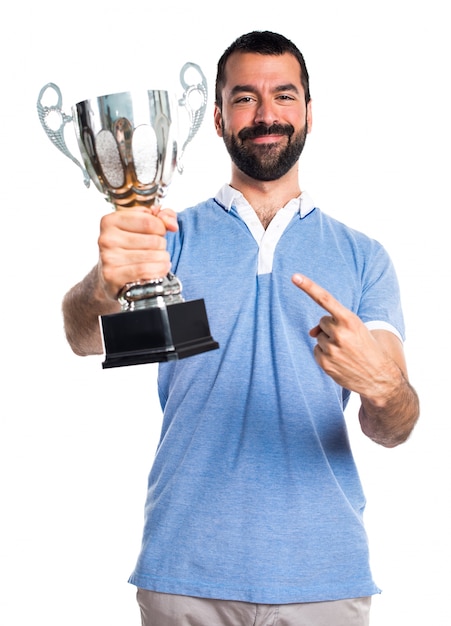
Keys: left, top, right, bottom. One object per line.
{"left": 62, "top": 265, "right": 120, "bottom": 356}
{"left": 358, "top": 365, "right": 420, "bottom": 448}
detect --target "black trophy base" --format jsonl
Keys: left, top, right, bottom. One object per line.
{"left": 100, "top": 299, "right": 219, "bottom": 369}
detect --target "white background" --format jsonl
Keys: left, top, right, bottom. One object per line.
{"left": 2, "top": 1, "right": 450, "bottom": 624}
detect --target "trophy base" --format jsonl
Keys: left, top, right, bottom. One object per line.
{"left": 100, "top": 299, "right": 219, "bottom": 369}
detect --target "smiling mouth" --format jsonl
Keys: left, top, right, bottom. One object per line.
{"left": 238, "top": 123, "right": 294, "bottom": 142}
{"left": 249, "top": 134, "right": 285, "bottom": 143}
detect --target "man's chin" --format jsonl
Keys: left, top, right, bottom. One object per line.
{"left": 238, "top": 161, "right": 293, "bottom": 182}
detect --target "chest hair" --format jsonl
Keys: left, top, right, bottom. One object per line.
{"left": 256, "top": 206, "right": 279, "bottom": 229}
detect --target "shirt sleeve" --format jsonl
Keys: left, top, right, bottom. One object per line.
{"left": 357, "top": 241, "right": 406, "bottom": 342}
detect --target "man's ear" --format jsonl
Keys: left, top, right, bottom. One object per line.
{"left": 306, "top": 99, "right": 313, "bottom": 134}
{"left": 214, "top": 104, "right": 223, "bottom": 137}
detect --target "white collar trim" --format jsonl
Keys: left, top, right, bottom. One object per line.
{"left": 215, "top": 183, "right": 316, "bottom": 219}
{"left": 214, "top": 184, "right": 316, "bottom": 275}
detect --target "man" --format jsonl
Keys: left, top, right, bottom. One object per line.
{"left": 63, "top": 31, "right": 419, "bottom": 626}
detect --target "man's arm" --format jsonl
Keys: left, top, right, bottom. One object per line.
{"left": 357, "top": 329, "right": 419, "bottom": 447}
{"left": 62, "top": 207, "right": 179, "bottom": 356}
{"left": 62, "top": 264, "right": 120, "bottom": 356}
{"left": 291, "top": 273, "right": 419, "bottom": 448}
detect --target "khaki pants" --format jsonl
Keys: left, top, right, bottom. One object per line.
{"left": 136, "top": 589, "right": 371, "bottom": 626}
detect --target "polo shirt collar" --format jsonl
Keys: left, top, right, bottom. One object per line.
{"left": 214, "top": 183, "right": 316, "bottom": 219}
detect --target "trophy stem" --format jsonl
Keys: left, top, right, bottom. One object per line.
{"left": 117, "top": 273, "right": 184, "bottom": 311}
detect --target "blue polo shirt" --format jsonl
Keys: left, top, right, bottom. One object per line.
{"left": 128, "top": 186, "right": 404, "bottom": 603}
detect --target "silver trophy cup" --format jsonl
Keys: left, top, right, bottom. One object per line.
{"left": 37, "top": 63, "right": 218, "bottom": 368}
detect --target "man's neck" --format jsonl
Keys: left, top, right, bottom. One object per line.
{"left": 230, "top": 167, "right": 301, "bottom": 229}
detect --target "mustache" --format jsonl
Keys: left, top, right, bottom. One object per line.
{"left": 238, "top": 123, "right": 295, "bottom": 141}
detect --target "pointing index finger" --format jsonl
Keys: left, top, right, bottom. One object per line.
{"left": 292, "top": 273, "right": 347, "bottom": 319}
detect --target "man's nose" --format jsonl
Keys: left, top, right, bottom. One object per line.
{"left": 254, "top": 99, "right": 278, "bottom": 125}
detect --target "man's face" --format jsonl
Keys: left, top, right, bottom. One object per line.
{"left": 214, "top": 52, "right": 312, "bottom": 182}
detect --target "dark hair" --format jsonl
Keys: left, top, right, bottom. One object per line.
{"left": 215, "top": 31, "right": 311, "bottom": 109}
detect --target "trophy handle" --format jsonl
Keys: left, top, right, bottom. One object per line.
{"left": 177, "top": 62, "right": 208, "bottom": 173}
{"left": 37, "top": 83, "right": 90, "bottom": 188}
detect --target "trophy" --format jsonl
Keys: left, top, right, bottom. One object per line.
{"left": 37, "top": 63, "right": 219, "bottom": 368}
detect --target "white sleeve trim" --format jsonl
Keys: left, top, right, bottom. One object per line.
{"left": 364, "top": 320, "right": 403, "bottom": 343}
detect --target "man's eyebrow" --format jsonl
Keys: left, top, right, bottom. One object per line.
{"left": 274, "top": 83, "right": 300, "bottom": 94}
{"left": 229, "top": 83, "right": 301, "bottom": 96}
{"left": 229, "top": 84, "right": 257, "bottom": 97}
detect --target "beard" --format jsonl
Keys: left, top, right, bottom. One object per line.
{"left": 221, "top": 119, "right": 308, "bottom": 181}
